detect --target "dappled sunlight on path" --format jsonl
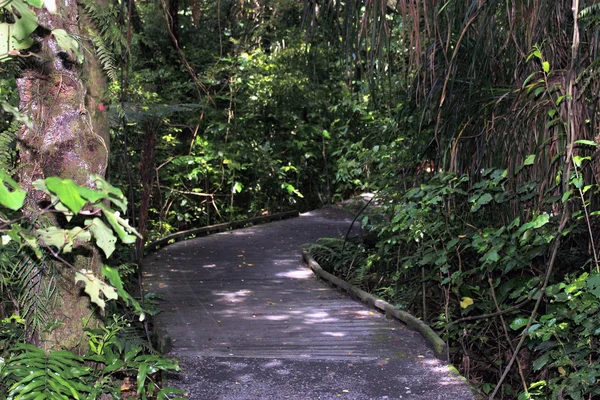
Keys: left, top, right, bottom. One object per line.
{"left": 143, "top": 208, "right": 475, "bottom": 399}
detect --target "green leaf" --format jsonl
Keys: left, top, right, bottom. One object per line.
{"left": 26, "top": 0, "right": 44, "bottom": 7}
{"left": 521, "top": 214, "right": 550, "bottom": 231}
{"left": 91, "top": 174, "right": 127, "bottom": 212}
{"left": 99, "top": 205, "right": 141, "bottom": 243}
{"left": 542, "top": 61, "right": 550, "bottom": 73}
{"left": 0, "top": 170, "right": 26, "bottom": 210}
{"left": 586, "top": 273, "right": 600, "bottom": 298}
{"left": 574, "top": 139, "right": 598, "bottom": 147}
{"left": 103, "top": 266, "right": 146, "bottom": 320}
{"left": 523, "top": 154, "right": 536, "bottom": 166}
{"left": 232, "top": 181, "right": 243, "bottom": 193}
{"left": 470, "top": 193, "right": 493, "bottom": 212}
{"left": 322, "top": 130, "right": 330, "bottom": 139}
{"left": 85, "top": 218, "right": 116, "bottom": 258}
{"left": 36, "top": 226, "right": 66, "bottom": 249}
{"left": 0, "top": 0, "right": 38, "bottom": 60}
{"left": 561, "top": 190, "right": 572, "bottom": 204}
{"left": 45, "top": 177, "right": 86, "bottom": 214}
{"left": 481, "top": 248, "right": 500, "bottom": 264}
{"left": 510, "top": 317, "right": 529, "bottom": 330}
{"left": 52, "top": 28, "right": 84, "bottom": 63}
{"left": 77, "top": 185, "right": 107, "bottom": 204}
{"left": 74, "top": 269, "right": 117, "bottom": 310}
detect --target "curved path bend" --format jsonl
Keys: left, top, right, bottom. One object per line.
{"left": 143, "top": 208, "right": 476, "bottom": 400}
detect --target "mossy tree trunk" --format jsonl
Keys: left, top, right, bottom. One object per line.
{"left": 16, "top": 1, "right": 109, "bottom": 353}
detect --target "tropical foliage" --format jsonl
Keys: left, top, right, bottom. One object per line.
{"left": 1, "top": 0, "right": 599, "bottom": 398}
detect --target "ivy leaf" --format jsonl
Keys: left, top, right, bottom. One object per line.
{"left": 0, "top": 170, "right": 26, "bottom": 211}
{"left": 85, "top": 218, "right": 116, "bottom": 258}
{"left": 45, "top": 177, "right": 86, "bottom": 214}
{"left": 75, "top": 269, "right": 118, "bottom": 310}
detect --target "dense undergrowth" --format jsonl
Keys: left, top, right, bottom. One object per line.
{"left": 1, "top": 0, "right": 599, "bottom": 398}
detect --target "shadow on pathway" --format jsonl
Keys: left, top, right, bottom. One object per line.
{"left": 143, "top": 208, "right": 476, "bottom": 399}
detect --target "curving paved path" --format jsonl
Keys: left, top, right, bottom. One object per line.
{"left": 143, "top": 208, "right": 476, "bottom": 399}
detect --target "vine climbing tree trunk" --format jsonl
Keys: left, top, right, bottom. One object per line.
{"left": 16, "top": 1, "right": 109, "bottom": 352}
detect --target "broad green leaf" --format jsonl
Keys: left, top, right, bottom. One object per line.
{"left": 481, "top": 248, "right": 500, "bottom": 264}
{"left": 521, "top": 214, "right": 550, "bottom": 231}
{"left": 0, "top": 170, "right": 26, "bottom": 210}
{"left": 52, "top": 28, "right": 84, "bottom": 63}
{"left": 36, "top": 226, "right": 66, "bottom": 249}
{"left": 0, "top": 0, "right": 38, "bottom": 60}
{"left": 510, "top": 317, "right": 529, "bottom": 330}
{"left": 587, "top": 273, "right": 600, "bottom": 298}
{"left": 77, "top": 185, "right": 107, "bottom": 204}
{"left": 91, "top": 174, "right": 127, "bottom": 212}
{"left": 45, "top": 177, "right": 86, "bottom": 214}
{"left": 85, "top": 218, "right": 116, "bottom": 258}
{"left": 75, "top": 269, "right": 117, "bottom": 310}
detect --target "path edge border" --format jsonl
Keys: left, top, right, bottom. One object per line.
{"left": 144, "top": 210, "right": 300, "bottom": 254}
{"left": 302, "top": 250, "right": 448, "bottom": 361}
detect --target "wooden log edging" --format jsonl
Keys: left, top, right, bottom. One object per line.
{"left": 144, "top": 210, "right": 300, "bottom": 254}
{"left": 302, "top": 250, "right": 448, "bottom": 361}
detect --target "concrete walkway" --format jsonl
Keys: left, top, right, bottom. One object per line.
{"left": 142, "top": 209, "right": 476, "bottom": 399}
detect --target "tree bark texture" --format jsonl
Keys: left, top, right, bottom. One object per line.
{"left": 16, "top": 1, "right": 109, "bottom": 352}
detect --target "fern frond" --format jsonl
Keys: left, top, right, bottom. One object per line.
{"left": 0, "top": 246, "right": 57, "bottom": 339}
{"left": 2, "top": 343, "right": 92, "bottom": 398}
{"left": 0, "top": 121, "right": 19, "bottom": 173}
{"left": 579, "top": 3, "right": 600, "bottom": 19}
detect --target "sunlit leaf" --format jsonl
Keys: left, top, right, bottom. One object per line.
{"left": 45, "top": 177, "right": 86, "bottom": 214}
{"left": 510, "top": 317, "right": 529, "bottom": 330}
{"left": 75, "top": 269, "right": 117, "bottom": 310}
{"left": 0, "top": 170, "right": 26, "bottom": 211}
{"left": 85, "top": 218, "right": 117, "bottom": 258}
{"left": 460, "top": 297, "right": 474, "bottom": 309}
